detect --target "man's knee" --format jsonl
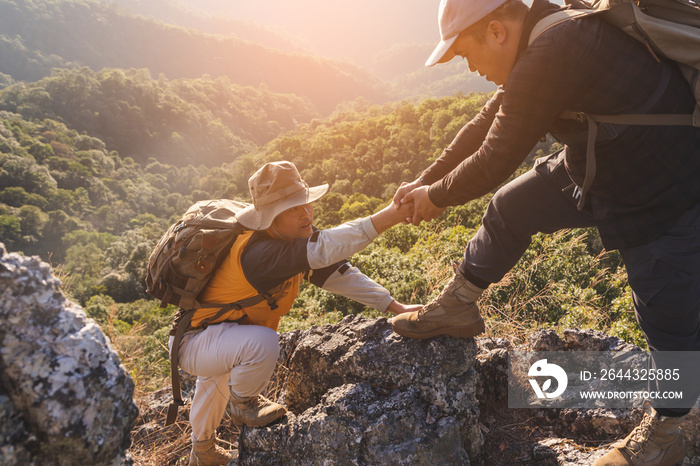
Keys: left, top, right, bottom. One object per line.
{"left": 232, "top": 325, "right": 280, "bottom": 368}
{"left": 482, "top": 184, "right": 532, "bottom": 235}
{"left": 256, "top": 326, "right": 281, "bottom": 361}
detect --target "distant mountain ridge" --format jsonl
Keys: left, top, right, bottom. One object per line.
{"left": 102, "top": 0, "right": 497, "bottom": 99}
{"left": 0, "top": 0, "right": 390, "bottom": 114}
{"left": 100, "top": 0, "right": 312, "bottom": 56}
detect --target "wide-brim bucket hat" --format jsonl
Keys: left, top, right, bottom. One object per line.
{"left": 236, "top": 161, "right": 329, "bottom": 230}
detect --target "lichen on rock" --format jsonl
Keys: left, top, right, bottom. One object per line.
{"left": 0, "top": 243, "right": 138, "bottom": 465}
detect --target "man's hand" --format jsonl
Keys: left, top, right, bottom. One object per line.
{"left": 393, "top": 179, "right": 422, "bottom": 207}
{"left": 369, "top": 199, "right": 415, "bottom": 234}
{"left": 402, "top": 186, "right": 445, "bottom": 226}
{"left": 386, "top": 301, "right": 423, "bottom": 315}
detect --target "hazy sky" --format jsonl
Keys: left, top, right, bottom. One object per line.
{"left": 181, "top": 0, "right": 540, "bottom": 66}
{"left": 197, "top": 0, "right": 539, "bottom": 62}
{"left": 185, "top": 0, "right": 443, "bottom": 62}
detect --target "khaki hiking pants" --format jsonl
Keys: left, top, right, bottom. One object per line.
{"left": 169, "top": 322, "right": 280, "bottom": 441}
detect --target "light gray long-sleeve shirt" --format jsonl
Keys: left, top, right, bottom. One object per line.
{"left": 240, "top": 217, "right": 393, "bottom": 312}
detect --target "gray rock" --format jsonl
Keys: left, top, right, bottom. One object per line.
{"left": 532, "top": 437, "right": 606, "bottom": 465}
{"left": 130, "top": 321, "right": 699, "bottom": 466}
{"left": 527, "top": 327, "right": 641, "bottom": 353}
{"left": 476, "top": 337, "right": 511, "bottom": 405}
{"left": 238, "top": 315, "right": 483, "bottom": 465}
{"left": 0, "top": 244, "right": 138, "bottom": 465}
{"left": 562, "top": 328, "right": 641, "bottom": 352}
{"left": 0, "top": 386, "right": 34, "bottom": 465}
{"left": 528, "top": 328, "right": 566, "bottom": 351}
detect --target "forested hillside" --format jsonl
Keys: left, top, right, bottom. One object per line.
{"left": 0, "top": 67, "right": 317, "bottom": 166}
{"left": 0, "top": 90, "right": 472, "bottom": 302}
{"left": 0, "top": 0, "right": 388, "bottom": 113}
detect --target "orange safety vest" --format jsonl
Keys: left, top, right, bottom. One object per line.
{"left": 192, "top": 230, "right": 301, "bottom": 331}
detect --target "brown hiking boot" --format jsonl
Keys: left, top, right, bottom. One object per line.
{"left": 229, "top": 392, "right": 286, "bottom": 428}
{"left": 188, "top": 436, "right": 234, "bottom": 466}
{"left": 593, "top": 406, "right": 686, "bottom": 466}
{"left": 391, "top": 266, "right": 485, "bottom": 339}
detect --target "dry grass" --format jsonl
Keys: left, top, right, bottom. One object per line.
{"left": 106, "top": 305, "right": 169, "bottom": 399}
{"left": 413, "top": 220, "right": 469, "bottom": 302}
{"left": 125, "top": 357, "right": 290, "bottom": 465}
{"left": 127, "top": 388, "right": 243, "bottom": 465}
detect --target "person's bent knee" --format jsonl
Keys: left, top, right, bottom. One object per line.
{"left": 482, "top": 188, "right": 521, "bottom": 235}
{"left": 228, "top": 326, "right": 280, "bottom": 397}
{"left": 229, "top": 324, "right": 280, "bottom": 370}
{"left": 255, "top": 326, "right": 281, "bottom": 362}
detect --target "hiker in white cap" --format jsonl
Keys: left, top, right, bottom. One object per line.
{"left": 391, "top": 0, "right": 700, "bottom": 464}
{"left": 177, "top": 160, "right": 420, "bottom": 465}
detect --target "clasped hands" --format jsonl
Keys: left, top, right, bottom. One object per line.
{"left": 392, "top": 179, "right": 445, "bottom": 226}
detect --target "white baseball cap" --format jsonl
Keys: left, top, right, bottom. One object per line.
{"left": 426, "top": 0, "right": 508, "bottom": 67}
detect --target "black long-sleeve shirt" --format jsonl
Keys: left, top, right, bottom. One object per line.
{"left": 422, "top": 0, "right": 700, "bottom": 250}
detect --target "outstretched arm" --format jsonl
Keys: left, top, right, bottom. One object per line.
{"left": 305, "top": 200, "right": 413, "bottom": 270}
{"left": 243, "top": 201, "right": 415, "bottom": 292}
{"left": 316, "top": 264, "right": 420, "bottom": 315}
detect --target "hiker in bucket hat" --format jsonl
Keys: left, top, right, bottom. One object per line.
{"left": 391, "top": 0, "right": 700, "bottom": 463}
{"left": 236, "top": 160, "right": 329, "bottom": 232}
{"left": 174, "top": 161, "right": 420, "bottom": 465}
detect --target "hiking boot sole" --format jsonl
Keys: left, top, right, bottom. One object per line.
{"left": 229, "top": 409, "right": 286, "bottom": 428}
{"left": 392, "top": 318, "right": 485, "bottom": 340}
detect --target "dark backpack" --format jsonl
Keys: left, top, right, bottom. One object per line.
{"left": 145, "top": 198, "right": 279, "bottom": 425}
{"left": 529, "top": 0, "right": 700, "bottom": 210}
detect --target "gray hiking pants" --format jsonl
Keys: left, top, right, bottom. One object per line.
{"left": 459, "top": 150, "right": 700, "bottom": 415}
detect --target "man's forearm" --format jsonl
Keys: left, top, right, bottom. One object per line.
{"left": 306, "top": 217, "right": 379, "bottom": 270}
{"left": 421, "top": 89, "right": 504, "bottom": 185}
{"left": 319, "top": 265, "right": 393, "bottom": 312}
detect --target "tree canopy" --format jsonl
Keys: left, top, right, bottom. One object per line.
{"left": 0, "top": 67, "right": 317, "bottom": 166}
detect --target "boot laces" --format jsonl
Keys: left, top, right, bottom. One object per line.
{"left": 627, "top": 413, "right": 659, "bottom": 451}
{"left": 250, "top": 395, "right": 279, "bottom": 409}
{"left": 231, "top": 395, "right": 266, "bottom": 411}
{"left": 419, "top": 276, "right": 457, "bottom": 317}
{"left": 241, "top": 395, "right": 266, "bottom": 408}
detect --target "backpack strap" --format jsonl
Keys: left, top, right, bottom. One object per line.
{"left": 560, "top": 111, "right": 694, "bottom": 210}
{"left": 531, "top": 6, "right": 697, "bottom": 210}
{"left": 568, "top": 112, "right": 694, "bottom": 127}
{"left": 165, "top": 307, "right": 195, "bottom": 426}
{"left": 528, "top": 8, "right": 601, "bottom": 45}
{"left": 164, "top": 290, "right": 280, "bottom": 426}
